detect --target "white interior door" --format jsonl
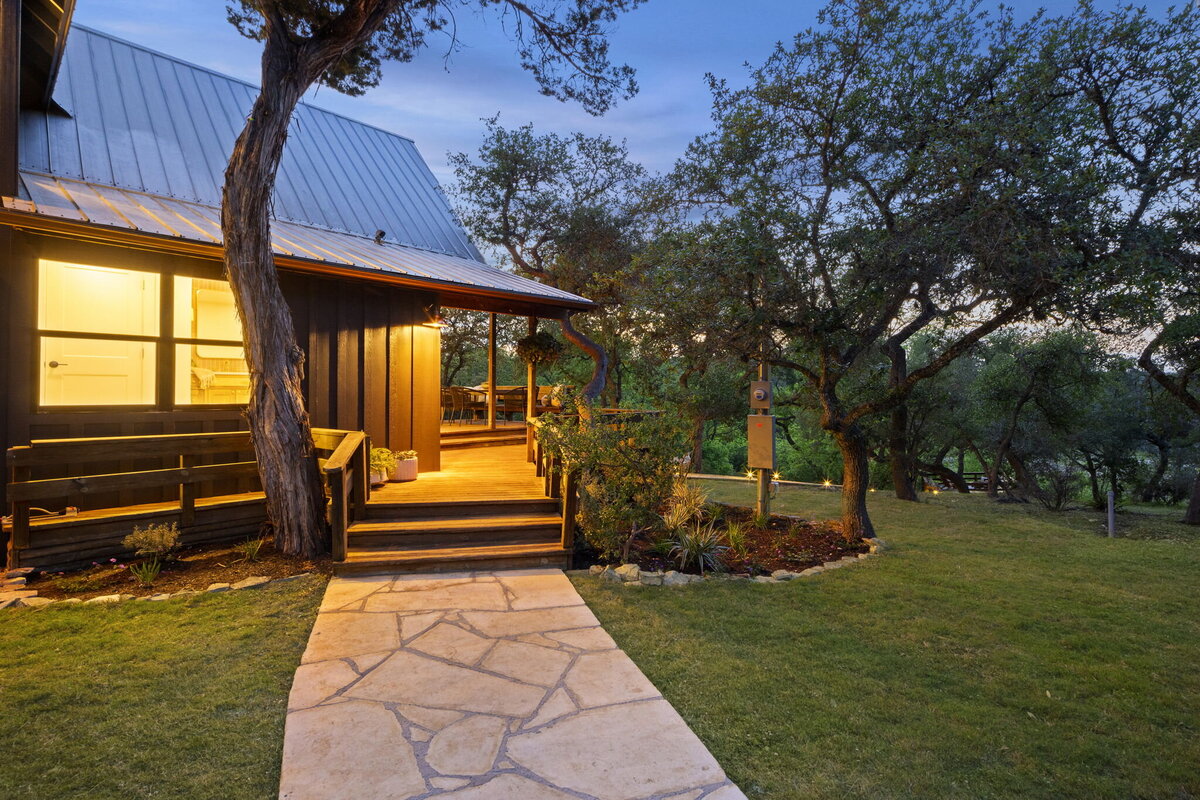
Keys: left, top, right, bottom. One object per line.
{"left": 40, "top": 337, "right": 156, "bottom": 406}
{"left": 37, "top": 260, "right": 160, "bottom": 406}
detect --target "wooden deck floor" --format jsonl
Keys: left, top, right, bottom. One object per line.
{"left": 369, "top": 444, "right": 544, "bottom": 504}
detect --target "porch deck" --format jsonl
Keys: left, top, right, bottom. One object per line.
{"left": 370, "top": 444, "right": 541, "bottom": 505}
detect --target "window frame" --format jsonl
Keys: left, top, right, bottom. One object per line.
{"left": 34, "top": 260, "right": 250, "bottom": 412}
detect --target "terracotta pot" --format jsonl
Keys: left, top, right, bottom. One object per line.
{"left": 391, "top": 457, "right": 418, "bottom": 482}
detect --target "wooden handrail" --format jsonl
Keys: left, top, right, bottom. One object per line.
{"left": 323, "top": 431, "right": 366, "bottom": 472}
{"left": 8, "top": 431, "right": 253, "bottom": 467}
{"left": 317, "top": 430, "right": 369, "bottom": 563}
{"left": 8, "top": 462, "right": 259, "bottom": 503}
{"left": 6, "top": 427, "right": 368, "bottom": 565}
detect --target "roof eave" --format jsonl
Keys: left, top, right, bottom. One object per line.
{"left": 0, "top": 207, "right": 596, "bottom": 316}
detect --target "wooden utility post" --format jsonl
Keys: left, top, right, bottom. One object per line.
{"left": 486, "top": 312, "right": 497, "bottom": 431}
{"left": 747, "top": 341, "right": 775, "bottom": 519}
{"left": 755, "top": 358, "right": 771, "bottom": 518}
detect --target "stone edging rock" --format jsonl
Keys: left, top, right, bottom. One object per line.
{"left": 587, "top": 537, "right": 889, "bottom": 587}
{"left": 0, "top": 570, "right": 317, "bottom": 610}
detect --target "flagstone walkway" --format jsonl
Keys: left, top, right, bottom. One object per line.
{"left": 279, "top": 569, "right": 745, "bottom": 800}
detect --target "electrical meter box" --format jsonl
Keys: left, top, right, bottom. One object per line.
{"left": 749, "top": 380, "right": 772, "bottom": 410}
{"left": 747, "top": 414, "right": 776, "bottom": 469}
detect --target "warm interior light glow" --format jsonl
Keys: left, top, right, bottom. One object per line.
{"left": 745, "top": 470, "right": 755, "bottom": 479}
{"left": 174, "top": 277, "right": 249, "bottom": 405}
{"left": 38, "top": 260, "right": 159, "bottom": 406}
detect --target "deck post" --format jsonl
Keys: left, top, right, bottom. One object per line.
{"left": 179, "top": 454, "right": 197, "bottom": 527}
{"left": 526, "top": 316, "right": 537, "bottom": 463}
{"left": 9, "top": 461, "right": 30, "bottom": 561}
{"left": 354, "top": 435, "right": 369, "bottom": 517}
{"left": 329, "top": 469, "right": 347, "bottom": 562}
{"left": 560, "top": 465, "right": 579, "bottom": 558}
{"left": 487, "top": 313, "right": 497, "bottom": 431}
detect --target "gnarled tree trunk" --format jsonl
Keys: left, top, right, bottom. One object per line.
{"left": 221, "top": 1, "right": 401, "bottom": 556}
{"left": 223, "top": 35, "right": 327, "bottom": 557}
{"left": 916, "top": 457, "right": 971, "bottom": 493}
{"left": 831, "top": 425, "right": 875, "bottom": 539}
{"left": 560, "top": 311, "right": 608, "bottom": 401}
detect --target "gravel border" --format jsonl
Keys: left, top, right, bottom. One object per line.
{"left": 0, "top": 570, "right": 319, "bottom": 610}
{"left": 579, "top": 537, "right": 889, "bottom": 588}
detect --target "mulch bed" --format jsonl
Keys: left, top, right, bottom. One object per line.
{"left": 28, "top": 539, "right": 332, "bottom": 601}
{"left": 631, "top": 504, "right": 867, "bottom": 576}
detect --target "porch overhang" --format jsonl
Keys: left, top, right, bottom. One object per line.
{"left": 1, "top": 172, "right": 594, "bottom": 319}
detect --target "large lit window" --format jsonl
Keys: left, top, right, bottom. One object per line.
{"left": 173, "top": 277, "right": 250, "bottom": 405}
{"left": 38, "top": 261, "right": 159, "bottom": 406}
{"left": 36, "top": 261, "right": 250, "bottom": 408}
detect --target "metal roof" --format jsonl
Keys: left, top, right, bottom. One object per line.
{"left": 19, "top": 25, "right": 484, "bottom": 260}
{"left": 11, "top": 25, "right": 591, "bottom": 309}
{"left": 7, "top": 170, "right": 592, "bottom": 308}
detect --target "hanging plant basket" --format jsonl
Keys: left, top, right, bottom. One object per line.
{"left": 516, "top": 331, "right": 563, "bottom": 366}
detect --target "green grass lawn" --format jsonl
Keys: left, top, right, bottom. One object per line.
{"left": 572, "top": 483, "right": 1200, "bottom": 800}
{"left": 0, "top": 576, "right": 325, "bottom": 800}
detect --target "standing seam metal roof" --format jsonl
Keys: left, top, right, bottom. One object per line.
{"left": 18, "top": 24, "right": 484, "bottom": 263}
{"left": 13, "top": 24, "right": 591, "bottom": 308}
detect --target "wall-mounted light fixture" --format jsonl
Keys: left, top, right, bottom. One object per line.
{"left": 421, "top": 304, "right": 446, "bottom": 329}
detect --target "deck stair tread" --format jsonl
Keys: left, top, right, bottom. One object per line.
{"left": 346, "top": 541, "right": 566, "bottom": 559}
{"left": 349, "top": 513, "right": 561, "bottom": 534}
{"left": 367, "top": 496, "right": 554, "bottom": 509}
{"left": 441, "top": 435, "right": 525, "bottom": 449}
{"left": 338, "top": 542, "right": 571, "bottom": 573}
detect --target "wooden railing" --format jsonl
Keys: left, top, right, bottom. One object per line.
{"left": 312, "top": 428, "right": 369, "bottom": 562}
{"left": 530, "top": 409, "right": 659, "bottom": 555}
{"left": 6, "top": 427, "right": 368, "bottom": 562}
{"left": 530, "top": 423, "right": 576, "bottom": 553}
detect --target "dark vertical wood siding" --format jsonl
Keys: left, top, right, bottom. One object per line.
{"left": 3, "top": 233, "right": 443, "bottom": 508}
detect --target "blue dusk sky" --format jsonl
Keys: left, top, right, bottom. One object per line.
{"left": 73, "top": 0, "right": 1177, "bottom": 185}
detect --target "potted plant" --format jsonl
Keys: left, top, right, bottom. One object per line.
{"left": 391, "top": 450, "right": 419, "bottom": 482}
{"left": 369, "top": 447, "right": 396, "bottom": 486}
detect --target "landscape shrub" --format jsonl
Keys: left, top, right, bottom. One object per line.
{"left": 670, "top": 521, "right": 728, "bottom": 575}
{"left": 536, "top": 402, "right": 690, "bottom": 561}
{"left": 122, "top": 522, "right": 180, "bottom": 559}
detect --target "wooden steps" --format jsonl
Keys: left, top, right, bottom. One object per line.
{"left": 365, "top": 497, "right": 559, "bottom": 520}
{"left": 338, "top": 542, "right": 570, "bottom": 575}
{"left": 441, "top": 430, "right": 526, "bottom": 449}
{"left": 348, "top": 513, "right": 562, "bottom": 548}
{"left": 338, "top": 443, "right": 567, "bottom": 575}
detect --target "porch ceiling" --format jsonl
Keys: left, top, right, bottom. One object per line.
{"left": 1, "top": 170, "right": 594, "bottom": 316}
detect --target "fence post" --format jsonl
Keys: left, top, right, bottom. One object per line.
{"left": 1107, "top": 490, "right": 1116, "bottom": 538}
{"left": 354, "top": 436, "right": 369, "bottom": 518}
{"left": 329, "top": 469, "right": 347, "bottom": 562}
{"left": 9, "top": 460, "right": 30, "bottom": 557}
{"left": 560, "top": 465, "right": 578, "bottom": 553}
{"left": 179, "top": 454, "right": 197, "bottom": 527}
